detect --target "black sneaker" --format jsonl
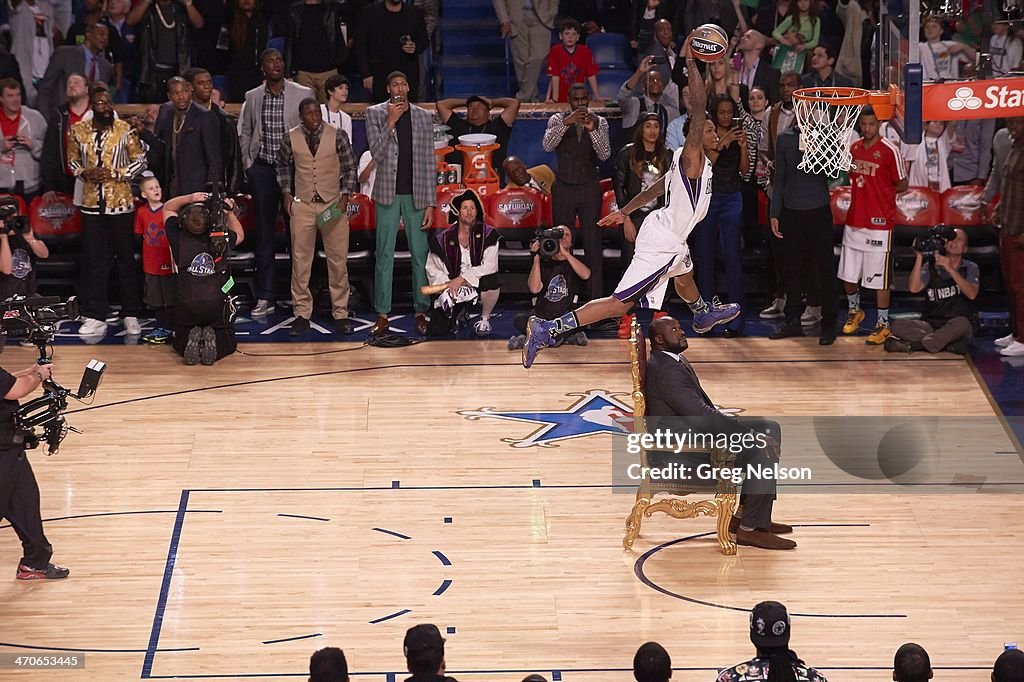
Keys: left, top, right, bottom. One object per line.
{"left": 769, "top": 321, "right": 804, "bottom": 340}
{"left": 17, "top": 563, "right": 70, "bottom": 580}
{"left": 884, "top": 336, "right": 913, "bottom": 354}
{"left": 200, "top": 327, "right": 217, "bottom": 365}
{"left": 290, "top": 317, "right": 310, "bottom": 337}
{"left": 183, "top": 327, "right": 203, "bottom": 365}
{"left": 334, "top": 318, "right": 355, "bottom": 335}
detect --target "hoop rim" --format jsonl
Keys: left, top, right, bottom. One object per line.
{"left": 792, "top": 86, "right": 873, "bottom": 105}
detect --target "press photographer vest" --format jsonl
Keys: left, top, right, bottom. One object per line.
{"left": 923, "top": 261, "right": 976, "bottom": 327}
{"left": 291, "top": 125, "right": 341, "bottom": 205}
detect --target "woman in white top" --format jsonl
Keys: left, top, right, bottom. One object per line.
{"left": 320, "top": 73, "right": 353, "bottom": 142}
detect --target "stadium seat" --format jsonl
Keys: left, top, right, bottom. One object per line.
{"left": 594, "top": 68, "right": 630, "bottom": 101}
{"left": 585, "top": 32, "right": 632, "bottom": 69}
{"left": 267, "top": 37, "right": 285, "bottom": 54}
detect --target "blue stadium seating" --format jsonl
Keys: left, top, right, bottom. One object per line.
{"left": 585, "top": 32, "right": 633, "bottom": 69}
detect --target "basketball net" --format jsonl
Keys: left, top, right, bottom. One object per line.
{"left": 792, "top": 88, "right": 869, "bottom": 177}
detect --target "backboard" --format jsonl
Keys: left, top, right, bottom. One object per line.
{"left": 877, "top": 0, "right": 924, "bottom": 143}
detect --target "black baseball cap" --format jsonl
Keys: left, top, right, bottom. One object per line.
{"left": 466, "top": 95, "right": 489, "bottom": 108}
{"left": 749, "top": 601, "right": 791, "bottom": 648}
{"left": 404, "top": 624, "right": 445, "bottom": 658}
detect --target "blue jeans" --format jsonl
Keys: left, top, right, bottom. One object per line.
{"left": 690, "top": 191, "right": 745, "bottom": 329}
{"left": 246, "top": 160, "right": 281, "bottom": 302}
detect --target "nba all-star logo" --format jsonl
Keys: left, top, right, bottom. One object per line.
{"left": 459, "top": 389, "right": 742, "bottom": 448}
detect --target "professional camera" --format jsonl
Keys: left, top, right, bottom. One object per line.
{"left": 0, "top": 295, "right": 106, "bottom": 456}
{"left": 913, "top": 225, "right": 957, "bottom": 257}
{"left": 535, "top": 227, "right": 564, "bottom": 259}
{"left": 0, "top": 198, "right": 29, "bottom": 235}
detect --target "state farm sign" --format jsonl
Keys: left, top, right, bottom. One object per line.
{"left": 923, "top": 77, "right": 1024, "bottom": 121}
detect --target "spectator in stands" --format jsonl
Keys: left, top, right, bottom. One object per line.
{"left": 148, "top": 76, "right": 222, "bottom": 197}
{"left": 225, "top": 0, "right": 268, "bottom": 102}
{"left": 68, "top": 85, "right": 146, "bottom": 338}
{"left": 493, "top": 0, "right": 557, "bottom": 102}
{"left": 0, "top": 46, "right": 25, "bottom": 100}
{"left": 950, "top": 117, "right": 994, "bottom": 187}
{"left": 736, "top": 29, "right": 781, "bottom": 105}
{"left": 189, "top": 0, "right": 225, "bottom": 78}
{"left": 988, "top": 21, "right": 1022, "bottom": 76}
{"left": 919, "top": 17, "right": 975, "bottom": 81}
{"left": 902, "top": 120, "right": 954, "bottom": 193}
{"left": 64, "top": 0, "right": 124, "bottom": 95}
{"left": 769, "top": 124, "right": 840, "bottom": 344}
{"left": 617, "top": 57, "right": 680, "bottom": 145}
{"left": 0, "top": 78, "right": 46, "bottom": 200}
{"left": 691, "top": 93, "right": 750, "bottom": 337}
{"left": 993, "top": 649, "right": 1024, "bottom": 682}
{"left": 992, "top": 116, "right": 1024, "bottom": 358}
{"left": 502, "top": 155, "right": 554, "bottom": 194}
{"left": 892, "top": 643, "right": 932, "bottom": 682}
{"left": 403, "top": 624, "right": 456, "bottom": 682}
{"left": 8, "top": 0, "right": 55, "bottom": 107}
{"left": 35, "top": 21, "right": 112, "bottom": 121}
{"left": 238, "top": 47, "right": 315, "bottom": 317}
{"left": 133, "top": 172, "right": 173, "bottom": 344}
{"left": 754, "top": 0, "right": 791, "bottom": 52}
{"left": 632, "top": 0, "right": 681, "bottom": 54}
{"left": 685, "top": 0, "right": 744, "bottom": 42}
{"left": 716, "top": 602, "right": 826, "bottom": 680}
{"left": 357, "top": 150, "right": 375, "bottom": 195}
{"left": 885, "top": 228, "right": 976, "bottom": 355}
{"left": 424, "top": 188, "right": 501, "bottom": 337}
{"left": 772, "top": 0, "right": 820, "bottom": 73}
{"left": 309, "top": 646, "right": 348, "bottom": 682}
{"left": 356, "top": 0, "right": 429, "bottom": 104}
{"left": 283, "top": 0, "right": 349, "bottom": 103}
{"left": 704, "top": 56, "right": 742, "bottom": 102}
{"left": 126, "top": 0, "right": 202, "bottom": 103}
{"left": 542, "top": 82, "right": 611, "bottom": 300}
{"left": 320, "top": 74, "right": 353, "bottom": 143}
{"left": 0, "top": 194, "right": 47, "bottom": 300}
{"left": 664, "top": 84, "right": 690, "bottom": 150}
{"left": 643, "top": 19, "right": 678, "bottom": 90}
{"left": 633, "top": 642, "right": 670, "bottom": 682}
{"left": 277, "top": 97, "right": 359, "bottom": 337}
{"left": 613, "top": 112, "right": 671, "bottom": 337}
{"left": 508, "top": 225, "right": 590, "bottom": 349}
{"left": 801, "top": 44, "right": 853, "bottom": 88}
{"left": 746, "top": 85, "right": 770, "bottom": 194}
{"left": 364, "top": 70, "right": 435, "bottom": 336}
{"left": 163, "top": 189, "right": 244, "bottom": 365}
{"left": 40, "top": 72, "right": 87, "bottom": 195}
{"left": 835, "top": 0, "right": 871, "bottom": 87}
{"left": 187, "top": 68, "right": 244, "bottom": 195}
{"left": 545, "top": 18, "right": 601, "bottom": 104}
{"left": 105, "top": 0, "right": 137, "bottom": 102}
{"left": 436, "top": 95, "right": 520, "bottom": 181}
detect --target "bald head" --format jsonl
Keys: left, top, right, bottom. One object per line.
{"left": 649, "top": 316, "right": 687, "bottom": 354}
{"left": 739, "top": 29, "right": 766, "bottom": 52}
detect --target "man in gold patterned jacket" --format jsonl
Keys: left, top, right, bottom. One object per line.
{"left": 67, "top": 84, "right": 148, "bottom": 339}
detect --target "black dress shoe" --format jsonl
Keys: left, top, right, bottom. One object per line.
{"left": 723, "top": 327, "right": 743, "bottom": 338}
{"left": 290, "top": 317, "right": 310, "bottom": 337}
{"left": 819, "top": 321, "right": 837, "bottom": 345}
{"left": 334, "top": 318, "right": 356, "bottom": 335}
{"left": 769, "top": 321, "right": 804, "bottom": 340}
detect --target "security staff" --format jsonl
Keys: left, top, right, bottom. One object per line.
{"left": 0, "top": 361, "right": 70, "bottom": 580}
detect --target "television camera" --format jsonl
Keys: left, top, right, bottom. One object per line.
{"left": 535, "top": 227, "right": 564, "bottom": 260}
{"left": 913, "top": 225, "right": 957, "bottom": 263}
{"left": 0, "top": 296, "right": 105, "bottom": 456}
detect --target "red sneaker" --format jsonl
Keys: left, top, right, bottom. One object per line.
{"left": 16, "top": 563, "right": 70, "bottom": 580}
{"left": 617, "top": 314, "right": 635, "bottom": 339}
{"left": 653, "top": 311, "right": 669, "bottom": 321}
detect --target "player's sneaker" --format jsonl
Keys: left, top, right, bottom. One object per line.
{"left": 522, "top": 316, "right": 557, "bottom": 368}
{"left": 17, "top": 563, "right": 70, "bottom": 580}
{"left": 693, "top": 301, "right": 740, "bottom": 334}
{"left": 143, "top": 328, "right": 172, "bottom": 344}
{"left": 866, "top": 322, "right": 890, "bottom": 345}
{"left": 617, "top": 314, "right": 635, "bottom": 339}
{"left": 996, "top": 333, "right": 1017, "bottom": 348}
{"left": 653, "top": 311, "right": 669, "bottom": 321}
{"left": 842, "top": 308, "right": 865, "bottom": 335}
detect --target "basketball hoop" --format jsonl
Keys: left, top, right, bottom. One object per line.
{"left": 792, "top": 87, "right": 898, "bottom": 177}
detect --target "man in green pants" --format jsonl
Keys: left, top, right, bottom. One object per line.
{"left": 364, "top": 71, "right": 437, "bottom": 336}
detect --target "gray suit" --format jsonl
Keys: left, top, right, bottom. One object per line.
{"left": 35, "top": 45, "right": 113, "bottom": 121}
{"left": 237, "top": 79, "right": 315, "bottom": 171}
{"left": 493, "top": 0, "right": 558, "bottom": 100}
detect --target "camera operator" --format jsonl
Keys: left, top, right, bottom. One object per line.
{"left": 885, "top": 228, "right": 979, "bottom": 355}
{"left": 0, "top": 360, "right": 70, "bottom": 580}
{"left": 0, "top": 199, "right": 49, "bottom": 301}
{"left": 508, "top": 225, "right": 591, "bottom": 350}
{"left": 163, "top": 190, "right": 245, "bottom": 365}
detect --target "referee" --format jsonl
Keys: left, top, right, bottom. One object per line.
{"left": 0, "top": 361, "right": 70, "bottom": 580}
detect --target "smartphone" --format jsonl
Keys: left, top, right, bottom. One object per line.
{"left": 731, "top": 53, "right": 743, "bottom": 72}
{"left": 732, "top": 116, "right": 743, "bottom": 128}
{"left": 391, "top": 94, "right": 406, "bottom": 105}
{"left": 649, "top": 55, "right": 666, "bottom": 65}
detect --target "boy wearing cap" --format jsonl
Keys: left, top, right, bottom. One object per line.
{"left": 404, "top": 624, "right": 458, "bottom": 682}
{"left": 436, "top": 95, "right": 520, "bottom": 182}
{"left": 716, "top": 601, "right": 828, "bottom": 682}
{"left": 424, "top": 188, "right": 501, "bottom": 337}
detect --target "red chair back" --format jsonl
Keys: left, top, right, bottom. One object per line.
{"left": 432, "top": 186, "right": 459, "bottom": 229}
{"left": 894, "top": 187, "right": 942, "bottom": 227}
{"left": 486, "top": 187, "right": 549, "bottom": 229}
{"left": 346, "top": 193, "right": 375, "bottom": 232}
{"left": 941, "top": 185, "right": 986, "bottom": 226}
{"left": 829, "top": 186, "right": 851, "bottom": 225}
{"left": 29, "top": 193, "right": 81, "bottom": 237}
{"left": 599, "top": 177, "right": 613, "bottom": 193}
{"left": 601, "top": 190, "right": 618, "bottom": 223}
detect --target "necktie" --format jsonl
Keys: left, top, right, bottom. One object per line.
{"left": 88, "top": 56, "right": 97, "bottom": 82}
{"left": 677, "top": 356, "right": 715, "bottom": 408}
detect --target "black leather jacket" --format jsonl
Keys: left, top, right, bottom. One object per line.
{"left": 283, "top": 0, "right": 349, "bottom": 75}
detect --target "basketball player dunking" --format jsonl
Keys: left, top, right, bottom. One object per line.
{"left": 522, "top": 31, "right": 741, "bottom": 368}
{"left": 840, "top": 106, "right": 908, "bottom": 345}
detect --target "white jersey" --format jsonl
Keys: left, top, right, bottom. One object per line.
{"left": 642, "top": 146, "right": 714, "bottom": 247}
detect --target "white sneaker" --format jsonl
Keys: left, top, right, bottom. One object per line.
{"left": 78, "top": 318, "right": 108, "bottom": 336}
{"left": 251, "top": 299, "right": 275, "bottom": 316}
{"left": 995, "top": 333, "right": 1017, "bottom": 348}
{"left": 800, "top": 305, "right": 822, "bottom": 326}
{"left": 999, "top": 340, "right": 1024, "bottom": 357}
{"left": 759, "top": 297, "right": 786, "bottom": 319}
{"left": 474, "top": 318, "right": 491, "bottom": 337}
{"left": 123, "top": 317, "right": 142, "bottom": 335}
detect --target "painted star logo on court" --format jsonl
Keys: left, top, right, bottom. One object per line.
{"left": 947, "top": 86, "right": 982, "bottom": 112}
{"left": 459, "top": 389, "right": 743, "bottom": 448}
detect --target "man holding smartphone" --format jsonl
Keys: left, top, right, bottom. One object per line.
{"left": 365, "top": 71, "right": 436, "bottom": 337}
{"left": 0, "top": 79, "right": 46, "bottom": 201}
{"left": 617, "top": 56, "right": 679, "bottom": 144}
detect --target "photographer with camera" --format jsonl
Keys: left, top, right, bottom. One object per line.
{"left": 884, "top": 227, "right": 978, "bottom": 355}
{"left": 0, "top": 196, "right": 48, "bottom": 301}
{"left": 163, "top": 189, "right": 244, "bottom": 365}
{"left": 0, "top": 359, "right": 69, "bottom": 580}
{"left": 508, "top": 225, "right": 590, "bottom": 350}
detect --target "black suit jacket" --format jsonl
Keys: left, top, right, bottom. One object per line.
{"left": 752, "top": 60, "right": 781, "bottom": 106}
{"left": 35, "top": 46, "right": 114, "bottom": 121}
{"left": 644, "top": 349, "right": 751, "bottom": 438}
{"left": 151, "top": 103, "right": 223, "bottom": 195}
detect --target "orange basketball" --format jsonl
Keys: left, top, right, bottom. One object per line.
{"left": 689, "top": 24, "right": 729, "bottom": 62}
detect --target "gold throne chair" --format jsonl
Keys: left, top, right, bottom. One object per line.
{"left": 623, "top": 317, "right": 738, "bottom": 555}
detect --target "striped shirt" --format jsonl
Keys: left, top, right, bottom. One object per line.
{"left": 258, "top": 86, "right": 286, "bottom": 165}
